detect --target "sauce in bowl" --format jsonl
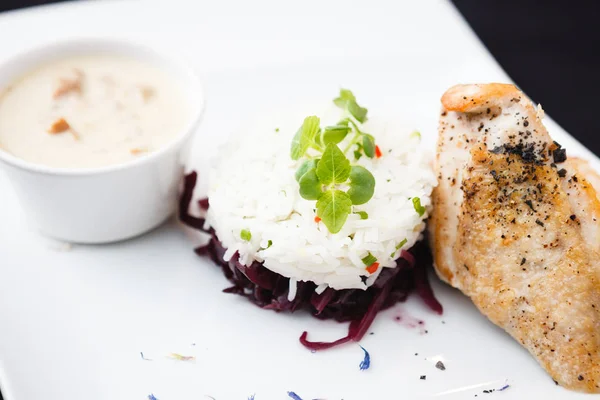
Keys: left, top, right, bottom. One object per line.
{"left": 0, "top": 54, "right": 192, "bottom": 169}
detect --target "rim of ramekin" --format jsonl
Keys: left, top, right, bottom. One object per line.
{"left": 0, "top": 36, "right": 205, "bottom": 176}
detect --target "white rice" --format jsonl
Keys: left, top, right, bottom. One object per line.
{"left": 205, "top": 107, "right": 437, "bottom": 292}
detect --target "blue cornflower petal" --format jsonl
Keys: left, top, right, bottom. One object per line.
{"left": 287, "top": 391, "right": 303, "bottom": 400}
{"left": 498, "top": 384, "right": 510, "bottom": 391}
{"left": 359, "top": 345, "right": 371, "bottom": 370}
{"left": 148, "top": 394, "right": 158, "bottom": 400}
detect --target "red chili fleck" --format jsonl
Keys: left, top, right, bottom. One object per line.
{"left": 366, "top": 262, "right": 379, "bottom": 274}
{"left": 314, "top": 216, "right": 322, "bottom": 223}
{"left": 375, "top": 145, "right": 382, "bottom": 158}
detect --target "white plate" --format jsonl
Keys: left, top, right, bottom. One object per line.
{"left": 0, "top": 1, "right": 598, "bottom": 399}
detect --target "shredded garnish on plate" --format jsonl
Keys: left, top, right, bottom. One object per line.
{"left": 359, "top": 345, "right": 371, "bottom": 370}
{"left": 167, "top": 353, "right": 195, "bottom": 362}
{"left": 287, "top": 391, "right": 303, "bottom": 400}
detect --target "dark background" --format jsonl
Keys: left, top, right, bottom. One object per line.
{"left": 0, "top": 0, "right": 599, "bottom": 152}
{"left": 0, "top": 1, "right": 598, "bottom": 398}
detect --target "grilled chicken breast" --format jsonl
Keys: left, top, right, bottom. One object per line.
{"left": 430, "top": 83, "right": 600, "bottom": 392}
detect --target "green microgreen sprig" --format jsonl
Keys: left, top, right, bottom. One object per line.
{"left": 291, "top": 89, "right": 377, "bottom": 234}
{"left": 334, "top": 89, "right": 368, "bottom": 123}
{"left": 290, "top": 116, "right": 322, "bottom": 160}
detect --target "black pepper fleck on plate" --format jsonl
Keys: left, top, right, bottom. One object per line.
{"left": 420, "top": 375, "right": 426, "bottom": 380}
{"left": 435, "top": 361, "right": 446, "bottom": 371}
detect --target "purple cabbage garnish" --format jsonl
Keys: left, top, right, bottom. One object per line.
{"left": 180, "top": 172, "right": 442, "bottom": 350}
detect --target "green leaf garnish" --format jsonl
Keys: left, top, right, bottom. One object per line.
{"left": 362, "top": 135, "right": 375, "bottom": 158}
{"left": 333, "top": 89, "right": 356, "bottom": 108}
{"left": 410, "top": 130, "right": 421, "bottom": 139}
{"left": 355, "top": 211, "right": 369, "bottom": 219}
{"left": 361, "top": 252, "right": 377, "bottom": 266}
{"left": 347, "top": 166, "right": 375, "bottom": 205}
{"left": 334, "top": 89, "right": 368, "bottom": 123}
{"left": 240, "top": 229, "right": 252, "bottom": 241}
{"left": 295, "top": 159, "right": 318, "bottom": 182}
{"left": 413, "top": 197, "right": 426, "bottom": 216}
{"left": 347, "top": 100, "right": 368, "bottom": 123}
{"left": 290, "top": 116, "right": 321, "bottom": 160}
{"left": 299, "top": 168, "right": 323, "bottom": 200}
{"left": 316, "top": 189, "right": 352, "bottom": 234}
{"left": 322, "top": 125, "right": 351, "bottom": 145}
{"left": 316, "top": 143, "right": 351, "bottom": 185}
{"left": 290, "top": 89, "right": 379, "bottom": 234}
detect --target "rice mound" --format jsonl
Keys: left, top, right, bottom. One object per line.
{"left": 205, "top": 109, "right": 437, "bottom": 292}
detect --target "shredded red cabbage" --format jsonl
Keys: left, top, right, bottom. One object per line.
{"left": 180, "top": 172, "right": 442, "bottom": 350}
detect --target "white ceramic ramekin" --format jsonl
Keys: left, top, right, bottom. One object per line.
{"left": 0, "top": 38, "right": 204, "bottom": 243}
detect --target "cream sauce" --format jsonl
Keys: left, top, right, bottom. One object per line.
{"left": 0, "top": 54, "right": 191, "bottom": 168}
